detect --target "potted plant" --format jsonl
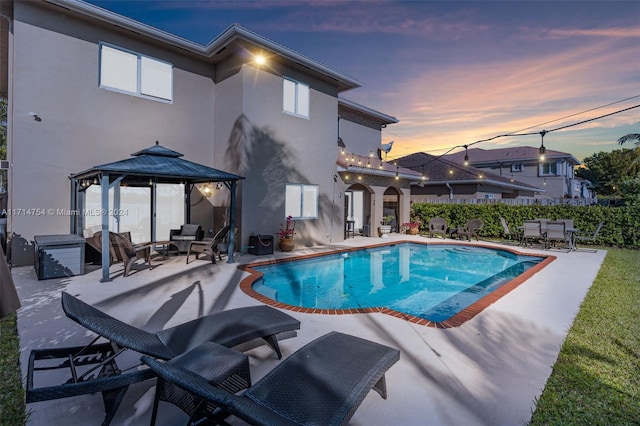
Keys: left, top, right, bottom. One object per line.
{"left": 401, "top": 221, "right": 421, "bottom": 235}
{"left": 378, "top": 215, "right": 393, "bottom": 237}
{"left": 275, "top": 215, "right": 296, "bottom": 251}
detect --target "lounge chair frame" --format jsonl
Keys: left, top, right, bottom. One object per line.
{"left": 142, "top": 331, "right": 400, "bottom": 426}
{"left": 25, "top": 293, "right": 300, "bottom": 425}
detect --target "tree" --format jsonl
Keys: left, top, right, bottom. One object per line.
{"left": 620, "top": 176, "right": 640, "bottom": 206}
{"left": 576, "top": 149, "right": 640, "bottom": 196}
{"left": 617, "top": 133, "right": 640, "bottom": 147}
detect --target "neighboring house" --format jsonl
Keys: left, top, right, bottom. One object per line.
{"left": 1, "top": 0, "right": 414, "bottom": 265}
{"left": 396, "top": 152, "right": 541, "bottom": 202}
{"left": 444, "top": 146, "right": 582, "bottom": 199}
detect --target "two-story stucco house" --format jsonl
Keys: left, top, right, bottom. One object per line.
{"left": 444, "top": 146, "right": 582, "bottom": 199}
{"left": 1, "top": 0, "right": 419, "bottom": 267}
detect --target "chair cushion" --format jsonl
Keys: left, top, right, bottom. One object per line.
{"left": 172, "top": 235, "right": 196, "bottom": 241}
{"left": 180, "top": 225, "right": 201, "bottom": 236}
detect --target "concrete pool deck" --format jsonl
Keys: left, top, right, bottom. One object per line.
{"left": 13, "top": 235, "right": 606, "bottom": 426}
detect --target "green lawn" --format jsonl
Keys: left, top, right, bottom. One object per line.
{"left": 1, "top": 249, "right": 638, "bottom": 425}
{"left": 0, "top": 313, "right": 26, "bottom": 426}
{"left": 530, "top": 248, "right": 640, "bottom": 425}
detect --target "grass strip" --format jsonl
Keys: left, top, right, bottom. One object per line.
{"left": 530, "top": 249, "right": 640, "bottom": 425}
{"left": 0, "top": 313, "right": 27, "bottom": 426}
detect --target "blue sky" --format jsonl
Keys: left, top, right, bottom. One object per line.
{"left": 87, "top": 0, "right": 640, "bottom": 161}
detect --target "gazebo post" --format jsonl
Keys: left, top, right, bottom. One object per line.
{"left": 69, "top": 178, "right": 78, "bottom": 235}
{"left": 227, "top": 180, "right": 237, "bottom": 263}
{"left": 100, "top": 173, "right": 111, "bottom": 282}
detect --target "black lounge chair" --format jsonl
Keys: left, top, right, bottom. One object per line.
{"left": 142, "top": 331, "right": 400, "bottom": 426}
{"left": 26, "top": 293, "right": 300, "bottom": 425}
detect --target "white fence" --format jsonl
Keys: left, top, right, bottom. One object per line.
{"left": 420, "top": 198, "right": 599, "bottom": 207}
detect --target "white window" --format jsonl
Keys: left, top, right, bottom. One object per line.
{"left": 283, "top": 78, "right": 309, "bottom": 118}
{"left": 100, "top": 44, "right": 173, "bottom": 102}
{"left": 285, "top": 184, "right": 318, "bottom": 219}
{"left": 511, "top": 163, "right": 523, "bottom": 172}
{"left": 539, "top": 162, "right": 557, "bottom": 176}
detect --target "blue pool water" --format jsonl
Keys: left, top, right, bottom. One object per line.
{"left": 252, "top": 243, "right": 544, "bottom": 322}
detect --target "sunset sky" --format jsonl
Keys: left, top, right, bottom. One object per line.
{"left": 88, "top": 0, "right": 640, "bottom": 161}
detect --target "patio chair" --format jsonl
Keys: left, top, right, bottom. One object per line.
{"left": 186, "top": 226, "right": 230, "bottom": 264}
{"left": 141, "top": 331, "right": 400, "bottom": 426}
{"left": 574, "top": 221, "right": 604, "bottom": 252}
{"left": 544, "top": 221, "right": 571, "bottom": 251}
{"left": 169, "top": 224, "right": 204, "bottom": 253}
{"left": 521, "top": 220, "right": 544, "bottom": 247}
{"left": 428, "top": 217, "right": 448, "bottom": 238}
{"left": 26, "top": 292, "right": 301, "bottom": 425}
{"left": 454, "top": 218, "right": 484, "bottom": 241}
{"left": 499, "top": 217, "right": 521, "bottom": 244}
{"left": 92, "top": 231, "right": 152, "bottom": 276}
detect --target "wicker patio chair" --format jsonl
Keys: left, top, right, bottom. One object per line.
{"left": 26, "top": 293, "right": 300, "bottom": 425}
{"left": 454, "top": 218, "right": 484, "bottom": 241}
{"left": 428, "top": 217, "right": 448, "bottom": 238}
{"left": 92, "top": 231, "right": 152, "bottom": 276}
{"left": 186, "top": 226, "right": 230, "bottom": 264}
{"left": 142, "top": 331, "right": 400, "bottom": 426}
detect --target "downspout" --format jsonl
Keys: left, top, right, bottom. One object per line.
{"left": 445, "top": 182, "right": 453, "bottom": 199}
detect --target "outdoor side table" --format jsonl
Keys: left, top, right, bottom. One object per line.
{"left": 151, "top": 240, "right": 172, "bottom": 260}
{"left": 150, "top": 342, "right": 251, "bottom": 425}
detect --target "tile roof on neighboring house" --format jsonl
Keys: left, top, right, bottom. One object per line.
{"left": 445, "top": 146, "right": 582, "bottom": 166}
{"left": 396, "top": 152, "right": 542, "bottom": 191}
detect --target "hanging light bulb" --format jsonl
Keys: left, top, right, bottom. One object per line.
{"left": 539, "top": 130, "right": 547, "bottom": 160}
{"left": 463, "top": 145, "right": 469, "bottom": 166}
{"left": 395, "top": 165, "right": 399, "bottom": 180}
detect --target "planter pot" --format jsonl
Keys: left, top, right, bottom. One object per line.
{"left": 378, "top": 225, "right": 392, "bottom": 237}
{"left": 278, "top": 238, "right": 295, "bottom": 252}
{"left": 409, "top": 228, "right": 419, "bottom": 235}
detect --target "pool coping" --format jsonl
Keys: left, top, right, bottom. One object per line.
{"left": 239, "top": 240, "right": 556, "bottom": 328}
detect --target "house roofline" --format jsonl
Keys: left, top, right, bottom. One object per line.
{"left": 43, "top": 0, "right": 362, "bottom": 91}
{"left": 411, "top": 179, "right": 545, "bottom": 192}
{"left": 339, "top": 97, "right": 398, "bottom": 125}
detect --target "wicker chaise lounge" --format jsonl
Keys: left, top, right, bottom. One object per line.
{"left": 26, "top": 293, "right": 300, "bottom": 425}
{"left": 142, "top": 331, "right": 400, "bottom": 426}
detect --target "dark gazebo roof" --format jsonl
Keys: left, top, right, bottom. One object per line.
{"left": 69, "top": 142, "right": 243, "bottom": 185}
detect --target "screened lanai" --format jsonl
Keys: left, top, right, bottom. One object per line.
{"left": 69, "top": 142, "right": 244, "bottom": 281}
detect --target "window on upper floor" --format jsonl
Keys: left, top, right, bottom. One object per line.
{"left": 511, "top": 163, "right": 523, "bottom": 172}
{"left": 99, "top": 44, "right": 173, "bottom": 102}
{"left": 539, "top": 161, "right": 557, "bottom": 176}
{"left": 285, "top": 183, "right": 318, "bottom": 219}
{"left": 283, "top": 78, "right": 309, "bottom": 118}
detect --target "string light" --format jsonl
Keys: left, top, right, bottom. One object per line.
{"left": 539, "top": 130, "right": 547, "bottom": 160}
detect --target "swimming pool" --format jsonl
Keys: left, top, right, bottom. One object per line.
{"left": 240, "top": 242, "right": 553, "bottom": 327}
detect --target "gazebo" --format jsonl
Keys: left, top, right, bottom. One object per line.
{"left": 69, "top": 142, "right": 244, "bottom": 281}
